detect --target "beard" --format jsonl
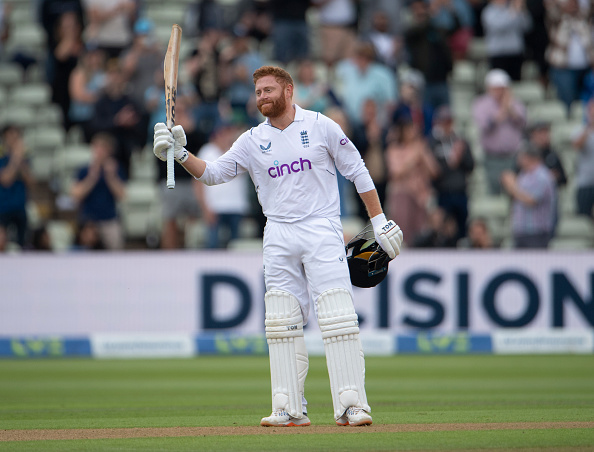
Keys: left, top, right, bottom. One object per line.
{"left": 257, "top": 93, "right": 287, "bottom": 118}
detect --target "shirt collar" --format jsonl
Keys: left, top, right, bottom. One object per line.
{"left": 264, "top": 104, "right": 303, "bottom": 126}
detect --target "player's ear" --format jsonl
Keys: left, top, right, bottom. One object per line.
{"left": 286, "top": 83, "right": 294, "bottom": 99}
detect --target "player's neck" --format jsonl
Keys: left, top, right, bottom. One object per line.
{"left": 268, "top": 104, "right": 296, "bottom": 131}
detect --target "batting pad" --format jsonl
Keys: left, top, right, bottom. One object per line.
{"left": 317, "top": 288, "right": 370, "bottom": 419}
{"left": 265, "top": 290, "right": 308, "bottom": 418}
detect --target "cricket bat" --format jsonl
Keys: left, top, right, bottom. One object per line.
{"left": 164, "top": 24, "right": 182, "bottom": 189}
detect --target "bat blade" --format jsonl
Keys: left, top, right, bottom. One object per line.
{"left": 164, "top": 24, "right": 182, "bottom": 189}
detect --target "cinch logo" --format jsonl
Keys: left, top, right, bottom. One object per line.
{"left": 268, "top": 158, "right": 312, "bottom": 178}
{"left": 340, "top": 136, "right": 350, "bottom": 145}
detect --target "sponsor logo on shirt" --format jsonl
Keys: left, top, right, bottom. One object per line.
{"left": 340, "top": 136, "right": 350, "bottom": 146}
{"left": 268, "top": 158, "right": 312, "bottom": 178}
{"left": 260, "top": 142, "right": 272, "bottom": 153}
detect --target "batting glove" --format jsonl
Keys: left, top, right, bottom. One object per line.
{"left": 153, "top": 123, "right": 189, "bottom": 163}
{"left": 371, "top": 213, "right": 403, "bottom": 259}
{"left": 171, "top": 125, "right": 189, "bottom": 163}
{"left": 153, "top": 122, "right": 172, "bottom": 161}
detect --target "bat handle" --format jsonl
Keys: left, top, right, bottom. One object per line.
{"left": 166, "top": 147, "right": 175, "bottom": 189}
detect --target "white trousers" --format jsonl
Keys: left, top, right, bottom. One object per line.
{"left": 263, "top": 216, "right": 353, "bottom": 325}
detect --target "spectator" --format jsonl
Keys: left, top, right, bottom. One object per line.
{"left": 68, "top": 45, "right": 107, "bottom": 142}
{"left": 194, "top": 122, "right": 250, "bottom": 249}
{"left": 83, "top": 0, "right": 137, "bottom": 59}
{"left": 312, "top": 0, "right": 358, "bottom": 72}
{"left": 31, "top": 225, "right": 52, "bottom": 251}
{"left": 0, "top": 125, "right": 34, "bottom": 248}
{"left": 293, "top": 59, "right": 330, "bottom": 113}
{"left": 481, "top": 0, "right": 532, "bottom": 81}
{"left": 51, "top": 10, "right": 85, "bottom": 130}
{"left": 351, "top": 99, "right": 388, "bottom": 222}
{"left": 0, "top": 224, "right": 7, "bottom": 252}
{"left": 544, "top": 0, "right": 594, "bottom": 117}
{"left": 501, "top": 143, "right": 557, "bottom": 248}
{"left": 185, "top": 28, "right": 226, "bottom": 136}
{"left": 413, "top": 206, "right": 459, "bottom": 247}
{"left": 428, "top": 105, "right": 475, "bottom": 240}
{"left": 527, "top": 120, "right": 567, "bottom": 235}
{"left": 525, "top": 0, "right": 549, "bottom": 86}
{"left": 472, "top": 69, "right": 527, "bottom": 194}
{"left": 90, "top": 60, "right": 146, "bottom": 179}
{"left": 385, "top": 119, "right": 440, "bottom": 245}
{"left": 570, "top": 98, "right": 594, "bottom": 219}
{"left": 71, "top": 220, "right": 105, "bottom": 250}
{"left": 220, "top": 29, "right": 266, "bottom": 126}
{"left": 267, "top": 0, "right": 311, "bottom": 64}
{"left": 334, "top": 40, "right": 398, "bottom": 130}
{"left": 120, "top": 18, "right": 163, "bottom": 113}
{"left": 403, "top": 0, "right": 453, "bottom": 109}
{"left": 392, "top": 69, "right": 433, "bottom": 137}
{"left": 70, "top": 132, "right": 126, "bottom": 250}
{"left": 363, "top": 8, "right": 404, "bottom": 69}
{"left": 184, "top": 0, "right": 226, "bottom": 38}
{"left": 430, "top": 0, "right": 475, "bottom": 61}
{"left": 155, "top": 97, "right": 207, "bottom": 249}
{"left": 458, "top": 216, "right": 496, "bottom": 248}
{"left": 39, "top": 0, "right": 85, "bottom": 84}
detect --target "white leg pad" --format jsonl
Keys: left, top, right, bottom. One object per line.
{"left": 265, "top": 290, "right": 308, "bottom": 419}
{"left": 317, "top": 288, "right": 370, "bottom": 420}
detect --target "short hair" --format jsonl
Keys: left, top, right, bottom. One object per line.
{"left": 253, "top": 66, "right": 294, "bottom": 90}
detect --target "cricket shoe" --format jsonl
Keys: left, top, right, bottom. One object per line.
{"left": 336, "top": 407, "right": 373, "bottom": 426}
{"left": 260, "top": 410, "right": 311, "bottom": 427}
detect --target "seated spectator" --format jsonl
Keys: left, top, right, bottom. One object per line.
{"left": 71, "top": 220, "right": 105, "bottom": 251}
{"left": 458, "top": 217, "right": 496, "bottom": 248}
{"left": 472, "top": 69, "right": 527, "bottom": 194}
{"left": 481, "top": 0, "right": 532, "bottom": 81}
{"left": 31, "top": 225, "right": 52, "bottom": 251}
{"left": 385, "top": 119, "right": 440, "bottom": 245}
{"left": 501, "top": 143, "right": 557, "bottom": 248}
{"left": 570, "top": 98, "right": 594, "bottom": 219}
{"left": 70, "top": 132, "right": 126, "bottom": 250}
{"left": 0, "top": 125, "right": 34, "bottom": 248}
{"left": 195, "top": 121, "right": 250, "bottom": 249}
{"left": 545, "top": 0, "right": 594, "bottom": 117}
{"left": 68, "top": 45, "right": 107, "bottom": 142}
{"left": 428, "top": 105, "right": 475, "bottom": 240}
{"left": 413, "top": 206, "right": 459, "bottom": 247}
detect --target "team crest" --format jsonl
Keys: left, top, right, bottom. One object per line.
{"left": 260, "top": 142, "right": 271, "bottom": 153}
{"left": 300, "top": 130, "right": 310, "bottom": 148}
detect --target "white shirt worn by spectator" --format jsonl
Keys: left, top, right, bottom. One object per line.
{"left": 198, "top": 105, "right": 375, "bottom": 222}
{"left": 197, "top": 143, "right": 250, "bottom": 215}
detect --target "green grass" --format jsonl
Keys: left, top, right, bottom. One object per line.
{"left": 1, "top": 355, "right": 593, "bottom": 451}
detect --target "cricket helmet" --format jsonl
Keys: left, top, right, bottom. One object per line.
{"left": 345, "top": 225, "right": 393, "bottom": 288}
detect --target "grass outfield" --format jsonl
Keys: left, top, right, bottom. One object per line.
{"left": 0, "top": 355, "right": 593, "bottom": 451}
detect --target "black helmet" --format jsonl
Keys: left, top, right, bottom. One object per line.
{"left": 345, "top": 225, "right": 393, "bottom": 288}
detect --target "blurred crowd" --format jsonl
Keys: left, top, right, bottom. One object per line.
{"left": 1, "top": 0, "right": 594, "bottom": 254}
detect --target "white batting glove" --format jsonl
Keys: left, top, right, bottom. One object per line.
{"left": 153, "top": 122, "right": 173, "bottom": 161}
{"left": 171, "top": 125, "right": 189, "bottom": 163}
{"left": 370, "top": 213, "right": 403, "bottom": 259}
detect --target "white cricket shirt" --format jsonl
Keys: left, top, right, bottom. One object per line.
{"left": 198, "top": 105, "right": 375, "bottom": 222}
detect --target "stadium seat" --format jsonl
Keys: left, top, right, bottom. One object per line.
{"left": 555, "top": 216, "right": 594, "bottom": 241}
{"left": 144, "top": 5, "right": 187, "bottom": 26}
{"left": 29, "top": 124, "right": 66, "bottom": 151}
{"left": 512, "top": 81, "right": 545, "bottom": 105}
{"left": 36, "top": 103, "right": 64, "bottom": 126}
{"left": 468, "top": 195, "right": 510, "bottom": 221}
{"left": 46, "top": 220, "right": 75, "bottom": 251}
{"left": 119, "top": 182, "right": 160, "bottom": 240}
{"left": 549, "top": 237, "right": 593, "bottom": 250}
{"left": 0, "top": 105, "right": 35, "bottom": 127}
{"left": 528, "top": 100, "right": 567, "bottom": 123}
{"left": 52, "top": 144, "right": 92, "bottom": 193}
{"left": 0, "top": 62, "right": 23, "bottom": 87}
{"left": 9, "top": 83, "right": 52, "bottom": 107}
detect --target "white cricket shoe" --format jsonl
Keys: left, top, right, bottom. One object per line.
{"left": 336, "top": 407, "right": 373, "bottom": 426}
{"left": 260, "top": 410, "right": 311, "bottom": 427}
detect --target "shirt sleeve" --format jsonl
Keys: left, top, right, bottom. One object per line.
{"left": 323, "top": 116, "right": 376, "bottom": 194}
{"left": 197, "top": 134, "right": 249, "bottom": 186}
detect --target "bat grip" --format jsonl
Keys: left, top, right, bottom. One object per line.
{"left": 166, "top": 147, "right": 175, "bottom": 189}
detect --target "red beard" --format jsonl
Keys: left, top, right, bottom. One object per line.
{"left": 257, "top": 93, "right": 287, "bottom": 118}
